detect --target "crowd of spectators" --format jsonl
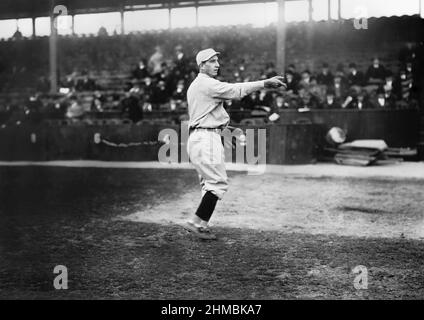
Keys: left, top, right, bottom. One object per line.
{"left": 50, "top": 39, "right": 422, "bottom": 125}
{"left": 256, "top": 54, "right": 421, "bottom": 117}
{"left": 0, "top": 19, "right": 423, "bottom": 126}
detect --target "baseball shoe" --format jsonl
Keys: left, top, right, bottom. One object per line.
{"left": 183, "top": 221, "right": 217, "bottom": 240}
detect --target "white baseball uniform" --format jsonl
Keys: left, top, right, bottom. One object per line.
{"left": 187, "top": 73, "right": 265, "bottom": 199}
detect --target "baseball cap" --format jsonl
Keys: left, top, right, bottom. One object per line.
{"left": 196, "top": 48, "right": 220, "bottom": 66}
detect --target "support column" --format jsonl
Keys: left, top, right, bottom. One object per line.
{"left": 195, "top": 0, "right": 199, "bottom": 27}
{"left": 307, "top": 0, "right": 314, "bottom": 53}
{"left": 338, "top": 0, "right": 341, "bottom": 20}
{"left": 49, "top": 2, "right": 58, "bottom": 94}
{"left": 328, "top": 0, "right": 331, "bottom": 20}
{"left": 32, "top": 17, "right": 36, "bottom": 38}
{"left": 195, "top": 6, "right": 199, "bottom": 27}
{"left": 120, "top": 9, "right": 125, "bottom": 35}
{"left": 276, "top": 0, "right": 286, "bottom": 74}
{"left": 71, "top": 15, "right": 75, "bottom": 35}
{"left": 168, "top": 6, "right": 172, "bottom": 30}
{"left": 308, "top": 0, "right": 313, "bottom": 21}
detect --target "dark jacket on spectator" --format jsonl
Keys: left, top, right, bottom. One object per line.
{"left": 316, "top": 71, "right": 334, "bottom": 87}
{"left": 371, "top": 93, "right": 396, "bottom": 109}
{"left": 321, "top": 96, "right": 342, "bottom": 109}
{"left": 120, "top": 94, "right": 143, "bottom": 123}
{"left": 257, "top": 90, "right": 273, "bottom": 107}
{"left": 394, "top": 71, "right": 413, "bottom": 101}
{"left": 132, "top": 63, "right": 150, "bottom": 80}
{"left": 241, "top": 92, "right": 258, "bottom": 110}
{"left": 347, "top": 70, "right": 365, "bottom": 87}
{"left": 365, "top": 64, "right": 387, "bottom": 85}
{"left": 328, "top": 79, "right": 348, "bottom": 100}
{"left": 150, "top": 82, "right": 169, "bottom": 105}
{"left": 76, "top": 77, "right": 97, "bottom": 91}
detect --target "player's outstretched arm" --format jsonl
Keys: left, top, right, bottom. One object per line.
{"left": 264, "top": 76, "right": 287, "bottom": 89}
{"left": 209, "top": 75, "right": 285, "bottom": 101}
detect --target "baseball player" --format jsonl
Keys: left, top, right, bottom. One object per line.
{"left": 184, "top": 48, "right": 285, "bottom": 240}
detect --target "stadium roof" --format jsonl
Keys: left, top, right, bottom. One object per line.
{"left": 0, "top": 0, "right": 280, "bottom": 20}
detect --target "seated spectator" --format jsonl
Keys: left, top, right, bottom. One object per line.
{"left": 316, "top": 62, "right": 334, "bottom": 86}
{"left": 405, "top": 61, "right": 414, "bottom": 76}
{"left": 347, "top": 63, "right": 364, "bottom": 87}
{"left": 285, "top": 71, "right": 298, "bottom": 94}
{"left": 383, "top": 73, "right": 394, "bottom": 90}
{"left": 155, "top": 63, "right": 174, "bottom": 94}
{"left": 394, "top": 69, "right": 413, "bottom": 101}
{"left": 65, "top": 96, "right": 85, "bottom": 120}
{"left": 241, "top": 91, "right": 258, "bottom": 110}
{"left": 371, "top": 88, "right": 396, "bottom": 109}
{"left": 321, "top": 90, "right": 342, "bottom": 109}
{"left": 75, "top": 74, "right": 97, "bottom": 91}
{"left": 335, "top": 63, "right": 348, "bottom": 84}
{"left": 142, "top": 77, "right": 154, "bottom": 98}
{"left": 404, "top": 61, "right": 420, "bottom": 93}
{"left": 328, "top": 74, "right": 348, "bottom": 101}
{"left": 287, "top": 64, "right": 301, "bottom": 83}
{"left": 150, "top": 80, "right": 169, "bottom": 106}
{"left": 120, "top": 88, "right": 143, "bottom": 123}
{"left": 271, "top": 95, "right": 289, "bottom": 113}
{"left": 297, "top": 70, "right": 313, "bottom": 91}
{"left": 287, "top": 96, "right": 301, "bottom": 109}
{"left": 382, "top": 74, "right": 398, "bottom": 101}
{"left": 298, "top": 89, "right": 319, "bottom": 110}
{"left": 173, "top": 45, "right": 189, "bottom": 75}
{"left": 309, "top": 80, "right": 326, "bottom": 107}
{"left": 25, "top": 93, "right": 43, "bottom": 124}
{"left": 148, "top": 46, "right": 164, "bottom": 76}
{"left": 132, "top": 59, "right": 150, "bottom": 80}
{"left": 365, "top": 57, "right": 387, "bottom": 85}
{"left": 257, "top": 89, "right": 273, "bottom": 107}
{"left": 343, "top": 90, "right": 372, "bottom": 110}
{"left": 171, "top": 79, "right": 187, "bottom": 102}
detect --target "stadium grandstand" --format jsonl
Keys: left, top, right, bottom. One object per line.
{"left": 0, "top": 0, "right": 423, "bottom": 161}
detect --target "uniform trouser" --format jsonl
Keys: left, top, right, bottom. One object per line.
{"left": 187, "top": 130, "right": 228, "bottom": 200}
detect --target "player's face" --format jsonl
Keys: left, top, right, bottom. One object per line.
{"left": 202, "top": 55, "right": 220, "bottom": 77}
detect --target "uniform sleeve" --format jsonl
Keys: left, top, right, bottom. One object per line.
{"left": 207, "top": 79, "right": 265, "bottom": 100}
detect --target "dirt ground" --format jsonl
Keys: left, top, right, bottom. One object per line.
{"left": 0, "top": 166, "right": 423, "bottom": 299}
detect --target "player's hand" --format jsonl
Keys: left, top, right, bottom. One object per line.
{"left": 264, "top": 76, "right": 286, "bottom": 89}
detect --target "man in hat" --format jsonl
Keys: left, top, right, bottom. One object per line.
{"left": 183, "top": 48, "right": 285, "bottom": 240}
{"left": 316, "top": 62, "right": 334, "bottom": 87}
{"left": 347, "top": 63, "right": 364, "bottom": 87}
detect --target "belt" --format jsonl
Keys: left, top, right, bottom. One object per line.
{"left": 189, "top": 127, "right": 225, "bottom": 134}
